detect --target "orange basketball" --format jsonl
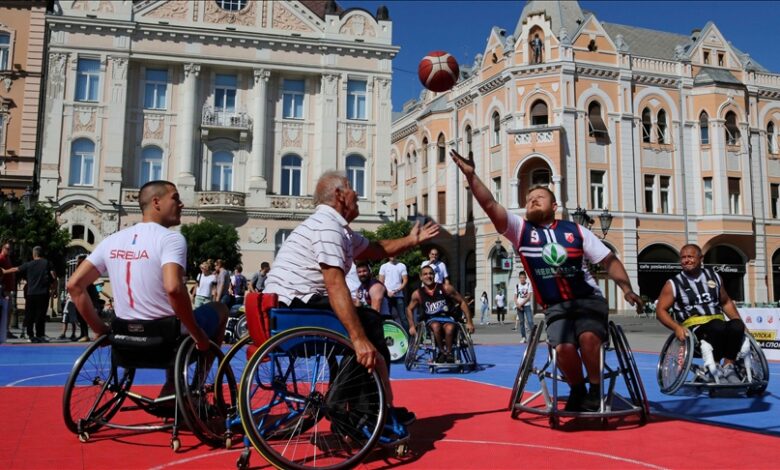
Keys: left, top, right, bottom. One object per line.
{"left": 418, "top": 51, "right": 459, "bottom": 93}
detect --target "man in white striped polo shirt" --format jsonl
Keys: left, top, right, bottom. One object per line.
{"left": 264, "top": 170, "right": 439, "bottom": 425}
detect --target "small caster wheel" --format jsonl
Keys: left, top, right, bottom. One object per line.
{"left": 236, "top": 450, "right": 251, "bottom": 470}
{"left": 549, "top": 415, "right": 559, "bottom": 429}
{"left": 429, "top": 366, "right": 434, "bottom": 374}
{"left": 395, "top": 443, "right": 408, "bottom": 458}
{"left": 225, "top": 436, "right": 232, "bottom": 449}
{"left": 78, "top": 432, "right": 89, "bottom": 443}
{"left": 171, "top": 437, "right": 181, "bottom": 452}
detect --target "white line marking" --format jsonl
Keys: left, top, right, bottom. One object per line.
{"left": 0, "top": 362, "right": 73, "bottom": 367}
{"left": 147, "top": 449, "right": 239, "bottom": 469}
{"left": 6, "top": 372, "right": 69, "bottom": 386}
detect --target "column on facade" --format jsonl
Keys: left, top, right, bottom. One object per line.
{"left": 710, "top": 119, "right": 727, "bottom": 214}
{"left": 509, "top": 177, "right": 519, "bottom": 209}
{"left": 575, "top": 110, "right": 588, "bottom": 207}
{"left": 247, "top": 68, "right": 270, "bottom": 206}
{"left": 103, "top": 56, "right": 129, "bottom": 209}
{"left": 374, "top": 77, "right": 393, "bottom": 210}
{"left": 315, "top": 73, "right": 339, "bottom": 178}
{"left": 175, "top": 63, "right": 199, "bottom": 201}
{"left": 749, "top": 118, "right": 769, "bottom": 303}
{"left": 39, "top": 52, "right": 69, "bottom": 201}
{"left": 552, "top": 175, "right": 562, "bottom": 208}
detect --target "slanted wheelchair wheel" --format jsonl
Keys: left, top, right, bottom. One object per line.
{"left": 656, "top": 332, "right": 694, "bottom": 395}
{"left": 239, "top": 327, "right": 386, "bottom": 470}
{"left": 216, "top": 334, "right": 253, "bottom": 412}
{"left": 236, "top": 315, "right": 249, "bottom": 340}
{"left": 745, "top": 334, "right": 770, "bottom": 396}
{"left": 611, "top": 324, "right": 650, "bottom": 420}
{"left": 455, "top": 323, "right": 477, "bottom": 371}
{"left": 509, "top": 321, "right": 544, "bottom": 415}
{"left": 63, "top": 335, "right": 135, "bottom": 435}
{"left": 175, "top": 337, "right": 233, "bottom": 447}
{"left": 382, "top": 319, "right": 409, "bottom": 363}
{"left": 404, "top": 322, "right": 426, "bottom": 371}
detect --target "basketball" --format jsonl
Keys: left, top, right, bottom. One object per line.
{"left": 418, "top": 51, "right": 459, "bottom": 93}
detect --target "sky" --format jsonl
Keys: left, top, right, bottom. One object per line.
{"left": 339, "top": 0, "right": 780, "bottom": 112}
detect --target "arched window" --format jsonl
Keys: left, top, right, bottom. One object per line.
{"left": 530, "top": 168, "right": 551, "bottom": 186}
{"left": 465, "top": 125, "right": 473, "bottom": 155}
{"left": 69, "top": 139, "right": 95, "bottom": 186}
{"left": 139, "top": 146, "right": 163, "bottom": 186}
{"left": 587, "top": 101, "right": 607, "bottom": 138}
{"left": 768, "top": 122, "right": 776, "bottom": 154}
{"left": 211, "top": 151, "right": 233, "bottom": 191}
{"left": 346, "top": 154, "right": 366, "bottom": 197}
{"left": 725, "top": 111, "right": 740, "bottom": 146}
{"left": 406, "top": 152, "right": 410, "bottom": 166}
{"left": 699, "top": 111, "right": 709, "bottom": 145}
{"left": 421, "top": 137, "right": 428, "bottom": 169}
{"left": 641, "top": 107, "right": 652, "bottom": 143}
{"left": 491, "top": 112, "right": 501, "bottom": 146}
{"left": 530, "top": 100, "right": 548, "bottom": 126}
{"left": 281, "top": 154, "right": 302, "bottom": 196}
{"left": 656, "top": 109, "right": 667, "bottom": 144}
{"left": 437, "top": 133, "right": 446, "bottom": 163}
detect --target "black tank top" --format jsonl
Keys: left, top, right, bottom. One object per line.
{"left": 418, "top": 283, "right": 454, "bottom": 317}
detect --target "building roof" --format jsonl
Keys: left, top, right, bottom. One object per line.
{"left": 694, "top": 67, "right": 743, "bottom": 86}
{"left": 299, "top": 0, "right": 341, "bottom": 19}
{"left": 601, "top": 22, "right": 691, "bottom": 61}
{"left": 514, "top": 0, "right": 585, "bottom": 39}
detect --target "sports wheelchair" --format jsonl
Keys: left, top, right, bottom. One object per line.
{"left": 656, "top": 331, "right": 769, "bottom": 396}
{"left": 404, "top": 315, "right": 477, "bottom": 373}
{"left": 62, "top": 316, "right": 235, "bottom": 451}
{"left": 508, "top": 320, "right": 649, "bottom": 428}
{"left": 229, "top": 293, "right": 409, "bottom": 470}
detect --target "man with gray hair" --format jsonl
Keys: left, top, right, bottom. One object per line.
{"left": 3, "top": 246, "right": 57, "bottom": 343}
{"left": 265, "top": 170, "right": 439, "bottom": 425}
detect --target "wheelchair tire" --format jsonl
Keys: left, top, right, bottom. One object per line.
{"left": 656, "top": 332, "right": 694, "bottom": 395}
{"left": 239, "top": 327, "right": 386, "bottom": 470}
{"left": 216, "top": 334, "right": 253, "bottom": 413}
{"left": 745, "top": 334, "right": 770, "bottom": 396}
{"left": 509, "top": 321, "right": 544, "bottom": 415}
{"left": 63, "top": 335, "right": 135, "bottom": 435}
{"left": 175, "top": 337, "right": 233, "bottom": 447}
{"left": 404, "top": 322, "right": 426, "bottom": 371}
{"left": 456, "top": 323, "right": 477, "bottom": 371}
{"left": 611, "top": 323, "right": 650, "bottom": 420}
{"left": 382, "top": 319, "right": 409, "bottom": 363}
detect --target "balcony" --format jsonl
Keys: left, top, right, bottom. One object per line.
{"left": 201, "top": 106, "right": 252, "bottom": 143}
{"left": 197, "top": 191, "right": 245, "bottom": 210}
{"left": 122, "top": 188, "right": 139, "bottom": 205}
{"left": 269, "top": 195, "right": 315, "bottom": 211}
{"left": 509, "top": 126, "right": 562, "bottom": 149}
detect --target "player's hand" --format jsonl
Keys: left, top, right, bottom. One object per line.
{"left": 192, "top": 328, "right": 211, "bottom": 352}
{"left": 624, "top": 291, "right": 643, "bottom": 314}
{"left": 408, "top": 325, "right": 417, "bottom": 338}
{"left": 466, "top": 322, "right": 475, "bottom": 334}
{"left": 410, "top": 219, "right": 440, "bottom": 244}
{"left": 673, "top": 325, "right": 688, "bottom": 342}
{"left": 352, "top": 336, "right": 378, "bottom": 373}
{"left": 450, "top": 149, "right": 475, "bottom": 176}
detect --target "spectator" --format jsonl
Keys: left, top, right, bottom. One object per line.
{"left": 513, "top": 272, "right": 535, "bottom": 342}
{"left": 0, "top": 241, "right": 15, "bottom": 342}
{"left": 248, "top": 261, "right": 270, "bottom": 293}
{"left": 3, "top": 246, "right": 57, "bottom": 343}
{"left": 378, "top": 256, "right": 409, "bottom": 331}
{"left": 494, "top": 289, "right": 506, "bottom": 324}
{"left": 214, "top": 259, "right": 231, "bottom": 306}
{"left": 421, "top": 248, "right": 449, "bottom": 285}
{"left": 355, "top": 261, "right": 390, "bottom": 316}
{"left": 191, "top": 260, "right": 216, "bottom": 307}
{"left": 479, "top": 291, "right": 490, "bottom": 325}
{"left": 230, "top": 264, "right": 247, "bottom": 306}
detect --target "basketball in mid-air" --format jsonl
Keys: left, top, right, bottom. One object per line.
{"left": 418, "top": 51, "right": 459, "bottom": 93}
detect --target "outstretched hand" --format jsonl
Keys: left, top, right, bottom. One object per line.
{"left": 410, "top": 220, "right": 440, "bottom": 244}
{"left": 624, "top": 291, "right": 644, "bottom": 315}
{"left": 450, "top": 149, "right": 475, "bottom": 177}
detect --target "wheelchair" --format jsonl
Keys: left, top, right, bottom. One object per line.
{"left": 224, "top": 303, "right": 248, "bottom": 345}
{"left": 231, "top": 293, "right": 409, "bottom": 470}
{"left": 383, "top": 318, "right": 409, "bottom": 363}
{"left": 656, "top": 330, "right": 769, "bottom": 396}
{"left": 508, "top": 319, "right": 649, "bottom": 428}
{"left": 404, "top": 315, "right": 477, "bottom": 373}
{"left": 62, "top": 316, "right": 235, "bottom": 451}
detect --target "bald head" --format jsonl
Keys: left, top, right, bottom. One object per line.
{"left": 139, "top": 180, "right": 175, "bottom": 212}
{"left": 313, "top": 171, "right": 348, "bottom": 206}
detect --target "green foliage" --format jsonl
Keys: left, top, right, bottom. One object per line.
{"left": 180, "top": 219, "right": 241, "bottom": 278}
{"left": 360, "top": 220, "right": 425, "bottom": 279}
{"left": 0, "top": 203, "right": 71, "bottom": 275}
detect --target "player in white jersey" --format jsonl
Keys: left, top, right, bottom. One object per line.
{"left": 67, "top": 181, "right": 227, "bottom": 353}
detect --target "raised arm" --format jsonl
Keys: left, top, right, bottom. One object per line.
{"left": 357, "top": 221, "right": 440, "bottom": 260}
{"left": 450, "top": 149, "right": 509, "bottom": 234}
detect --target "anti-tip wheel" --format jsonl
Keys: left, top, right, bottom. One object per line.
{"left": 395, "top": 443, "right": 408, "bottom": 458}
{"left": 225, "top": 436, "right": 232, "bottom": 449}
{"left": 236, "top": 450, "right": 250, "bottom": 470}
{"left": 171, "top": 437, "right": 181, "bottom": 452}
{"left": 78, "top": 432, "right": 89, "bottom": 443}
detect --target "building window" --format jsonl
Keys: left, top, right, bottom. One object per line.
{"left": 421, "top": 137, "right": 428, "bottom": 170}
{"left": 275, "top": 229, "right": 292, "bottom": 255}
{"left": 530, "top": 100, "right": 548, "bottom": 126}
{"left": 0, "top": 33, "right": 9, "bottom": 70}
{"left": 281, "top": 154, "right": 302, "bottom": 196}
{"left": 139, "top": 146, "right": 163, "bottom": 186}
{"left": 530, "top": 168, "right": 551, "bottom": 187}
{"left": 0, "top": 114, "right": 5, "bottom": 153}
{"left": 725, "top": 111, "right": 740, "bottom": 146}
{"left": 728, "top": 177, "right": 740, "bottom": 214}
{"left": 590, "top": 170, "right": 605, "bottom": 210}
{"left": 75, "top": 58, "right": 100, "bottom": 102}
{"left": 282, "top": 79, "right": 304, "bottom": 119}
{"left": 215, "top": 74, "right": 237, "bottom": 114}
{"left": 217, "top": 0, "right": 247, "bottom": 11}
{"left": 392, "top": 158, "right": 397, "bottom": 185}
{"left": 718, "top": 52, "right": 725, "bottom": 67}
{"left": 491, "top": 112, "right": 500, "bottom": 146}
{"left": 772, "top": 184, "right": 779, "bottom": 219}
{"left": 465, "top": 125, "right": 473, "bottom": 155}
{"left": 768, "top": 122, "right": 776, "bottom": 154}
{"left": 659, "top": 175, "right": 670, "bottom": 214}
{"left": 699, "top": 111, "right": 709, "bottom": 145}
{"left": 143, "top": 68, "right": 168, "bottom": 110}
{"left": 347, "top": 79, "right": 367, "bottom": 120}
{"left": 346, "top": 154, "right": 365, "bottom": 198}
{"left": 656, "top": 109, "right": 667, "bottom": 144}
{"left": 587, "top": 101, "right": 608, "bottom": 139}
{"left": 69, "top": 139, "right": 95, "bottom": 186}
{"left": 641, "top": 107, "right": 652, "bottom": 143}
{"left": 437, "top": 133, "right": 446, "bottom": 163}
{"left": 422, "top": 193, "right": 428, "bottom": 215}
{"left": 703, "top": 177, "right": 713, "bottom": 213}
{"left": 211, "top": 151, "right": 233, "bottom": 191}
{"left": 703, "top": 49, "right": 710, "bottom": 64}
{"left": 493, "top": 177, "right": 501, "bottom": 204}
{"left": 644, "top": 175, "right": 655, "bottom": 212}
{"left": 437, "top": 191, "right": 446, "bottom": 223}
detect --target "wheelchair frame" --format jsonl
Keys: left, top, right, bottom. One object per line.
{"left": 508, "top": 320, "right": 649, "bottom": 428}
{"left": 656, "top": 331, "right": 769, "bottom": 396}
{"left": 404, "top": 319, "right": 477, "bottom": 373}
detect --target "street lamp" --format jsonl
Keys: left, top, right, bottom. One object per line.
{"left": 572, "top": 207, "right": 612, "bottom": 238}
{"left": 0, "top": 190, "right": 5, "bottom": 211}
{"left": 598, "top": 208, "right": 613, "bottom": 238}
{"left": 5, "top": 192, "right": 18, "bottom": 214}
{"left": 22, "top": 187, "right": 34, "bottom": 212}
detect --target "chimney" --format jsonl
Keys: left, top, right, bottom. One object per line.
{"left": 691, "top": 28, "right": 701, "bottom": 42}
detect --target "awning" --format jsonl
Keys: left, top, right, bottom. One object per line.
{"left": 588, "top": 107, "right": 608, "bottom": 135}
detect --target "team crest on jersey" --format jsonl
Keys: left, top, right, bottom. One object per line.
{"left": 565, "top": 232, "right": 574, "bottom": 243}
{"left": 541, "top": 243, "right": 567, "bottom": 267}
{"left": 707, "top": 280, "right": 716, "bottom": 289}
{"left": 530, "top": 229, "right": 541, "bottom": 245}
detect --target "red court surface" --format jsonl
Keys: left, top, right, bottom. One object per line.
{"left": 3, "top": 378, "right": 778, "bottom": 469}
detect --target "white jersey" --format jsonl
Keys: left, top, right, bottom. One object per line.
{"left": 87, "top": 222, "right": 187, "bottom": 321}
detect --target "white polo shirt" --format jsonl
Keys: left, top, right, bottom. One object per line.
{"left": 379, "top": 261, "right": 407, "bottom": 297}
{"left": 265, "top": 205, "right": 369, "bottom": 306}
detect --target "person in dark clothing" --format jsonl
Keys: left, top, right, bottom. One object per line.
{"left": 3, "top": 246, "right": 57, "bottom": 343}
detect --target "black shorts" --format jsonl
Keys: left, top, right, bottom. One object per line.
{"left": 544, "top": 295, "right": 609, "bottom": 347}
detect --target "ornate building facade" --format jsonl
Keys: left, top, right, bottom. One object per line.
{"left": 391, "top": 0, "right": 780, "bottom": 311}
{"left": 42, "top": 0, "right": 396, "bottom": 267}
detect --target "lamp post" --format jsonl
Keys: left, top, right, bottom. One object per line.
{"left": 572, "top": 207, "right": 612, "bottom": 239}
{"left": 5, "top": 192, "right": 18, "bottom": 214}
{"left": 22, "top": 187, "right": 34, "bottom": 212}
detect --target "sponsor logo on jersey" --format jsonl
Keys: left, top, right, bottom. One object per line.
{"left": 109, "top": 249, "right": 150, "bottom": 260}
{"left": 541, "top": 243, "right": 567, "bottom": 267}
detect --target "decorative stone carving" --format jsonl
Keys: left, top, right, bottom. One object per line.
{"left": 97, "top": 1, "right": 114, "bottom": 13}
{"left": 71, "top": 1, "right": 86, "bottom": 11}
{"left": 105, "top": 166, "right": 122, "bottom": 174}
{"left": 146, "top": 0, "right": 189, "bottom": 20}
{"left": 48, "top": 53, "right": 69, "bottom": 98}
{"left": 283, "top": 123, "right": 303, "bottom": 148}
{"left": 73, "top": 107, "right": 96, "bottom": 133}
{"left": 184, "top": 63, "right": 201, "bottom": 78}
{"left": 253, "top": 68, "right": 270, "bottom": 84}
{"left": 144, "top": 116, "right": 164, "bottom": 140}
{"left": 515, "top": 134, "right": 531, "bottom": 145}
{"left": 322, "top": 74, "right": 338, "bottom": 95}
{"left": 376, "top": 78, "right": 390, "bottom": 101}
{"left": 339, "top": 14, "right": 375, "bottom": 37}
{"left": 111, "top": 57, "right": 128, "bottom": 81}
{"left": 205, "top": 0, "right": 257, "bottom": 26}
{"left": 270, "top": 196, "right": 315, "bottom": 210}
{"left": 272, "top": 3, "right": 312, "bottom": 32}
{"left": 41, "top": 163, "right": 59, "bottom": 171}
{"left": 559, "top": 28, "right": 570, "bottom": 46}
{"left": 1, "top": 76, "right": 10, "bottom": 93}
{"left": 249, "top": 227, "right": 267, "bottom": 244}
{"left": 347, "top": 125, "right": 366, "bottom": 148}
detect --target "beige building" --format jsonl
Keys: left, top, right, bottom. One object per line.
{"left": 391, "top": 0, "right": 780, "bottom": 311}
{"left": 41, "top": 0, "right": 396, "bottom": 270}
{"left": 0, "top": 1, "right": 48, "bottom": 200}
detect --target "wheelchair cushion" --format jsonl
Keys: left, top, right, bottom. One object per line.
{"left": 110, "top": 316, "right": 181, "bottom": 369}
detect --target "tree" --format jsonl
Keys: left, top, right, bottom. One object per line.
{"left": 0, "top": 203, "right": 71, "bottom": 275}
{"left": 360, "top": 220, "right": 425, "bottom": 279}
{"left": 180, "top": 219, "right": 241, "bottom": 278}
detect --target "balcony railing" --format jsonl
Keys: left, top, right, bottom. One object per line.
{"left": 269, "top": 195, "right": 315, "bottom": 211}
{"left": 201, "top": 106, "right": 252, "bottom": 129}
{"left": 197, "top": 191, "right": 245, "bottom": 208}
{"left": 510, "top": 126, "right": 560, "bottom": 147}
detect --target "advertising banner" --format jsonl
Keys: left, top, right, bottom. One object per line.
{"left": 739, "top": 308, "right": 780, "bottom": 361}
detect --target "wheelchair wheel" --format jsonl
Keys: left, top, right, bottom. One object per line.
{"left": 456, "top": 323, "right": 477, "bottom": 371}
{"left": 63, "top": 335, "right": 135, "bottom": 435}
{"left": 236, "top": 315, "right": 249, "bottom": 340}
{"left": 216, "top": 334, "right": 253, "bottom": 412}
{"left": 382, "top": 319, "right": 409, "bottom": 363}
{"left": 239, "top": 327, "right": 386, "bottom": 470}
{"left": 611, "top": 324, "right": 650, "bottom": 420}
{"left": 175, "top": 337, "right": 233, "bottom": 447}
{"left": 404, "top": 322, "right": 426, "bottom": 371}
{"left": 745, "top": 334, "right": 770, "bottom": 396}
{"left": 509, "top": 321, "right": 544, "bottom": 415}
{"left": 656, "top": 332, "right": 694, "bottom": 395}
